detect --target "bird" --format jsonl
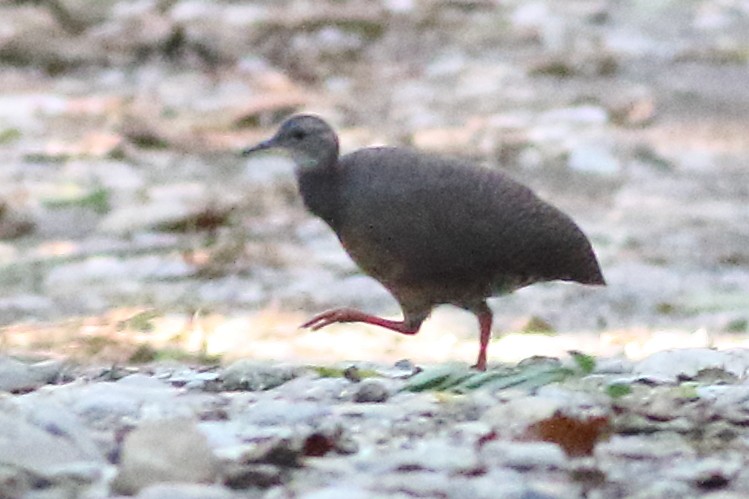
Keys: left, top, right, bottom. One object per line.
{"left": 242, "top": 114, "right": 605, "bottom": 371}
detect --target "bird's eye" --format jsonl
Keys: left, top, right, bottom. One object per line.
{"left": 290, "top": 129, "right": 306, "bottom": 140}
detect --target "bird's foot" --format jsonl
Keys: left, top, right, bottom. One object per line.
{"left": 300, "top": 308, "right": 363, "bottom": 330}
{"left": 471, "top": 306, "right": 491, "bottom": 371}
{"left": 300, "top": 308, "right": 419, "bottom": 335}
{"left": 470, "top": 361, "right": 487, "bottom": 372}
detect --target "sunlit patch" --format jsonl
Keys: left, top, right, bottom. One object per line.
{"left": 36, "top": 240, "right": 77, "bottom": 257}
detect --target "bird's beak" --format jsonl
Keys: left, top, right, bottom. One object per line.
{"left": 241, "top": 139, "right": 275, "bottom": 157}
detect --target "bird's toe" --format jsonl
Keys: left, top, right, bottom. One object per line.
{"left": 300, "top": 309, "right": 347, "bottom": 330}
{"left": 470, "top": 362, "right": 487, "bottom": 372}
{"left": 300, "top": 315, "right": 326, "bottom": 329}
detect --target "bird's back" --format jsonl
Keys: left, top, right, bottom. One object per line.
{"left": 329, "top": 147, "right": 604, "bottom": 300}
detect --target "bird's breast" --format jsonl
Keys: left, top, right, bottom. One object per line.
{"left": 297, "top": 169, "right": 342, "bottom": 229}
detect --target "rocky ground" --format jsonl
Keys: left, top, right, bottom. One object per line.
{"left": 6, "top": 351, "right": 749, "bottom": 498}
{"left": 0, "top": 0, "right": 748, "bottom": 497}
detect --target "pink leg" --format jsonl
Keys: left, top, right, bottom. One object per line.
{"left": 472, "top": 305, "right": 493, "bottom": 371}
{"left": 301, "top": 308, "right": 420, "bottom": 335}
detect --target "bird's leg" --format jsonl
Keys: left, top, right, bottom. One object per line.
{"left": 472, "top": 303, "right": 493, "bottom": 371}
{"left": 301, "top": 308, "right": 420, "bottom": 335}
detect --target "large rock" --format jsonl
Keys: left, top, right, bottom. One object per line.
{"left": 112, "top": 418, "right": 220, "bottom": 495}
{"left": 0, "top": 356, "right": 64, "bottom": 393}
{"left": 0, "top": 410, "right": 106, "bottom": 496}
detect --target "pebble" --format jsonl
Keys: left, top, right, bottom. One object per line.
{"left": 667, "top": 455, "right": 742, "bottom": 485}
{"left": 596, "top": 434, "right": 696, "bottom": 461}
{"left": 375, "top": 471, "right": 454, "bottom": 497}
{"left": 480, "top": 441, "right": 567, "bottom": 470}
{"left": 0, "top": 198, "right": 36, "bottom": 239}
{"left": 237, "top": 399, "right": 332, "bottom": 427}
{"left": 300, "top": 486, "right": 378, "bottom": 499}
{"left": 379, "top": 440, "right": 480, "bottom": 473}
{"left": 352, "top": 379, "right": 390, "bottom": 403}
{"left": 223, "top": 462, "right": 284, "bottom": 489}
{"left": 568, "top": 142, "right": 622, "bottom": 175}
{"left": 136, "top": 483, "right": 239, "bottom": 499}
{"left": 220, "top": 360, "right": 302, "bottom": 391}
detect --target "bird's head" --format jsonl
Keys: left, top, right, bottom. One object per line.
{"left": 242, "top": 114, "right": 340, "bottom": 172}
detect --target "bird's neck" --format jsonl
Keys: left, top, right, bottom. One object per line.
{"left": 296, "top": 167, "right": 341, "bottom": 230}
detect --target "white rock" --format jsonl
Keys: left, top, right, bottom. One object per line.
{"left": 86, "top": 160, "right": 145, "bottom": 191}
{"left": 0, "top": 356, "right": 64, "bottom": 393}
{"left": 137, "top": 483, "right": 237, "bottom": 499}
{"left": 628, "top": 480, "right": 695, "bottom": 498}
{"left": 605, "top": 28, "right": 660, "bottom": 58}
{"left": 275, "top": 376, "right": 350, "bottom": 402}
{"left": 383, "top": 0, "right": 414, "bottom": 14}
{"left": 0, "top": 242, "right": 18, "bottom": 263}
{"left": 481, "top": 441, "right": 566, "bottom": 470}
{"left": 222, "top": 4, "right": 269, "bottom": 26}
{"left": 301, "top": 485, "right": 376, "bottom": 499}
{"left": 635, "top": 348, "right": 749, "bottom": 380}
{"left": 113, "top": 419, "right": 220, "bottom": 495}
{"left": 18, "top": 400, "right": 102, "bottom": 459}
{"left": 568, "top": 142, "right": 621, "bottom": 175}
{"left": 446, "top": 469, "right": 528, "bottom": 499}
{"left": 0, "top": 412, "right": 105, "bottom": 476}
{"left": 35, "top": 375, "right": 187, "bottom": 426}
{"left": 482, "top": 395, "right": 562, "bottom": 432}
{"left": 169, "top": 0, "right": 217, "bottom": 22}
{"left": 380, "top": 441, "right": 480, "bottom": 473}
{"left": 596, "top": 434, "right": 696, "bottom": 461}
{"left": 237, "top": 399, "right": 331, "bottom": 426}
{"left": 196, "top": 420, "right": 244, "bottom": 452}
{"left": 666, "top": 455, "right": 742, "bottom": 483}
{"left": 44, "top": 256, "right": 128, "bottom": 286}
{"left": 0, "top": 94, "right": 67, "bottom": 129}
{"left": 511, "top": 2, "right": 551, "bottom": 31}
{"left": 538, "top": 106, "right": 609, "bottom": 126}
{"left": 375, "top": 471, "right": 453, "bottom": 498}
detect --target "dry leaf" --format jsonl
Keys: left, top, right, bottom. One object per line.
{"left": 523, "top": 411, "right": 610, "bottom": 457}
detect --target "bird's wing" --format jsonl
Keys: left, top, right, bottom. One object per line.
{"left": 337, "top": 148, "right": 602, "bottom": 288}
